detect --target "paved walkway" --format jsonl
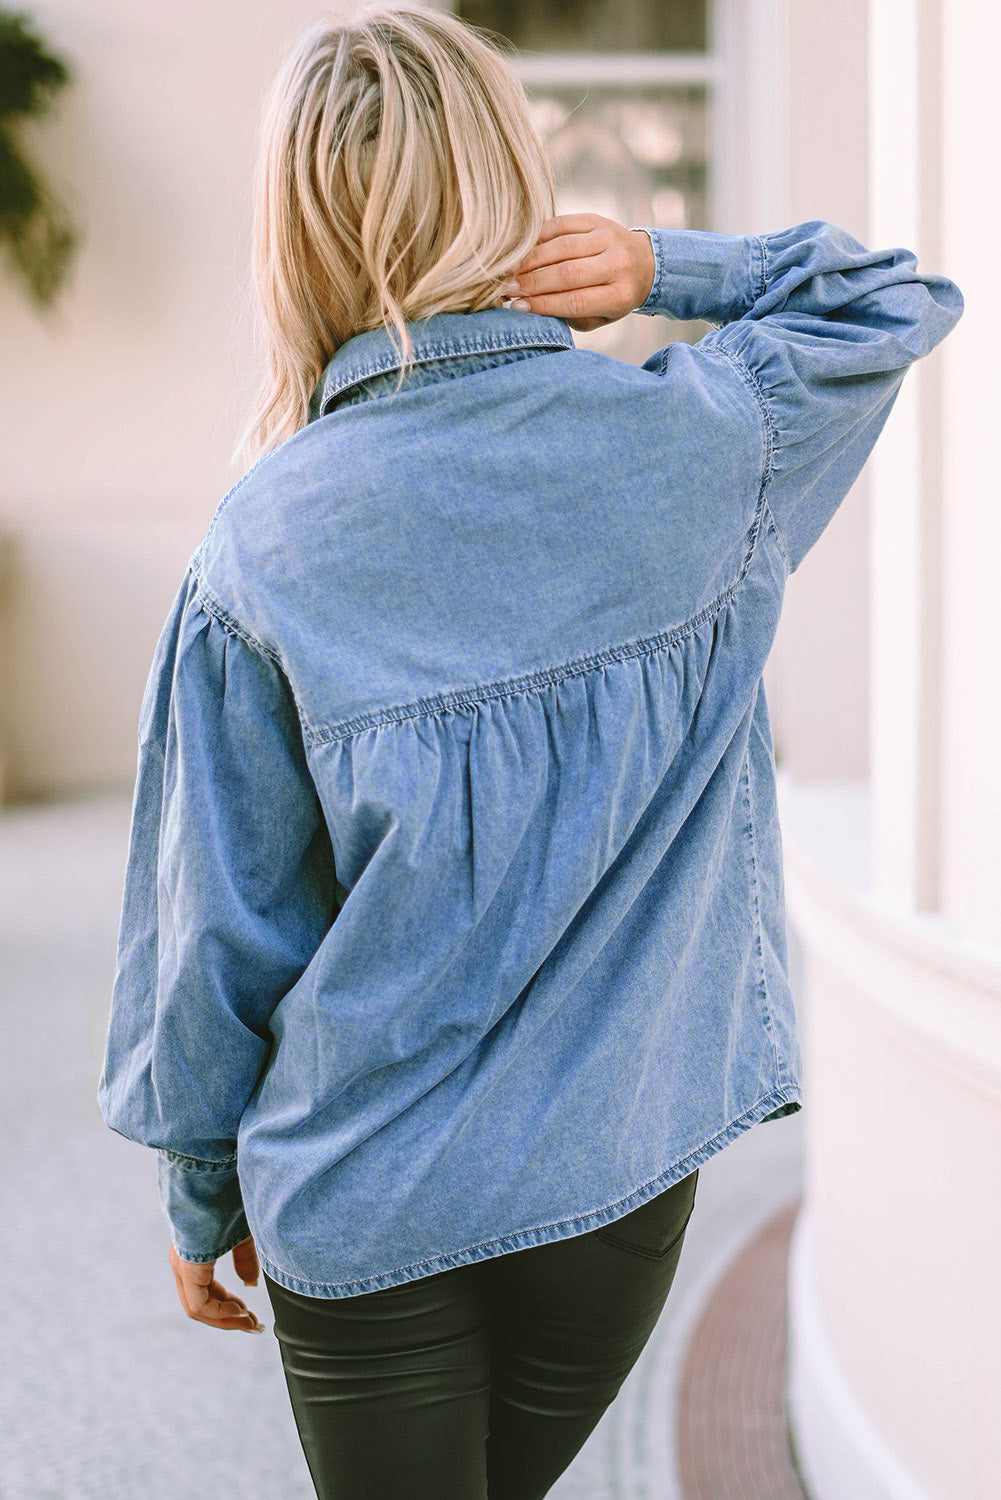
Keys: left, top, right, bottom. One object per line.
{"left": 0, "top": 789, "right": 806, "bottom": 1499}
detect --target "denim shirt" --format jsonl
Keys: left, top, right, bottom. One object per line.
{"left": 97, "top": 219, "right": 963, "bottom": 1297}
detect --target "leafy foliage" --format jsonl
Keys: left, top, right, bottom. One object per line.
{"left": 0, "top": 8, "right": 77, "bottom": 305}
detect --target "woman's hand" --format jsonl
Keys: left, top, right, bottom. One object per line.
{"left": 497, "top": 213, "right": 656, "bottom": 331}
{"left": 168, "top": 1234, "right": 265, "bottom": 1333}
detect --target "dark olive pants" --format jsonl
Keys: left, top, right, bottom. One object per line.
{"left": 262, "top": 1167, "right": 699, "bottom": 1500}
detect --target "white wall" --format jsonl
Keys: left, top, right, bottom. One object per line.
{"left": 763, "top": 0, "right": 871, "bottom": 782}
{"left": 0, "top": 0, "right": 356, "bottom": 799}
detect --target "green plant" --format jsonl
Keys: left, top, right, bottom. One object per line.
{"left": 0, "top": 7, "right": 76, "bottom": 305}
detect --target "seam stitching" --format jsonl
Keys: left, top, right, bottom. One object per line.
{"left": 735, "top": 330, "right": 788, "bottom": 573}
{"left": 755, "top": 233, "right": 769, "bottom": 301}
{"left": 319, "top": 328, "right": 574, "bottom": 412}
{"left": 195, "top": 450, "right": 273, "bottom": 562}
{"left": 188, "top": 325, "right": 779, "bottom": 751}
{"left": 333, "top": 345, "right": 555, "bottom": 409}
{"left": 595, "top": 1198, "right": 697, "bottom": 1259}
{"left": 706, "top": 340, "right": 776, "bottom": 495}
{"left": 741, "top": 737, "right": 782, "bottom": 1078}
{"left": 255, "top": 1084, "right": 799, "bottom": 1295}
{"left": 172, "top": 1231, "right": 249, "bottom": 1264}
{"left": 189, "top": 566, "right": 318, "bottom": 740}
{"left": 634, "top": 225, "right": 666, "bottom": 312}
{"left": 190, "top": 570, "right": 284, "bottom": 671}
{"left": 761, "top": 497, "right": 791, "bottom": 572}
{"left": 704, "top": 340, "right": 789, "bottom": 567}
{"left": 304, "top": 522, "right": 768, "bottom": 749}
{"left": 159, "top": 1146, "right": 239, "bottom": 1172}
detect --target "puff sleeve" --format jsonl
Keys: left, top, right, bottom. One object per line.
{"left": 96, "top": 562, "right": 336, "bottom": 1262}
{"left": 632, "top": 218, "right": 965, "bottom": 573}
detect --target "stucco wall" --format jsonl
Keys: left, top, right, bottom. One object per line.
{"left": 0, "top": 0, "right": 358, "bottom": 798}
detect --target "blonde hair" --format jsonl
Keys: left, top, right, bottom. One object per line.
{"left": 232, "top": 2, "right": 557, "bottom": 468}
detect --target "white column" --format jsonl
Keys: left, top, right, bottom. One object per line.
{"left": 938, "top": 0, "right": 1001, "bottom": 948}
{"left": 756, "top": 0, "right": 872, "bottom": 781}
{"left": 868, "top": 0, "right": 945, "bottom": 913}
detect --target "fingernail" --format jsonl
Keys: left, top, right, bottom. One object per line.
{"left": 506, "top": 280, "right": 521, "bottom": 293}
{"left": 510, "top": 299, "right": 530, "bottom": 311}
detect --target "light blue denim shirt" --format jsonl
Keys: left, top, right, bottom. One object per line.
{"left": 97, "top": 219, "right": 963, "bottom": 1297}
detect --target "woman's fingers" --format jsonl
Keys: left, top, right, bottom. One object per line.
{"left": 197, "top": 1276, "right": 263, "bottom": 1331}
{"left": 533, "top": 212, "right": 608, "bottom": 241}
{"left": 507, "top": 283, "right": 618, "bottom": 323}
{"left": 516, "top": 222, "right": 606, "bottom": 276}
{"left": 511, "top": 251, "right": 616, "bottom": 302}
{"left": 504, "top": 214, "right": 643, "bottom": 328}
{"left": 168, "top": 1240, "right": 264, "bottom": 1331}
{"left": 209, "top": 1275, "right": 249, "bottom": 1317}
{"left": 205, "top": 1273, "right": 262, "bottom": 1329}
{"left": 232, "top": 1233, "right": 260, "bottom": 1287}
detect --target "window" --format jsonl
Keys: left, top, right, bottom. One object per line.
{"left": 452, "top": 0, "right": 715, "bottom": 366}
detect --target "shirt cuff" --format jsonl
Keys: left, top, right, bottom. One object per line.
{"left": 156, "top": 1148, "right": 251, "bottom": 1263}
{"left": 628, "top": 225, "right": 765, "bottom": 326}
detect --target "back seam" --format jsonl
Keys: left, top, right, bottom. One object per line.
{"left": 305, "top": 495, "right": 771, "bottom": 749}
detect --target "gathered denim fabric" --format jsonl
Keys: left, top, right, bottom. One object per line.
{"left": 97, "top": 219, "right": 964, "bottom": 1297}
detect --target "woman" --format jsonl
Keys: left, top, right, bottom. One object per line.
{"left": 96, "top": 5, "right": 964, "bottom": 1497}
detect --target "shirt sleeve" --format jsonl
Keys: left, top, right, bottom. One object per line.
{"left": 630, "top": 218, "right": 965, "bottom": 572}
{"left": 96, "top": 561, "right": 336, "bottom": 1262}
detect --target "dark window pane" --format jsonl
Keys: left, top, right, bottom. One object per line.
{"left": 456, "top": 0, "right": 708, "bottom": 53}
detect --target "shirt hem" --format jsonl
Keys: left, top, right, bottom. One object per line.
{"left": 255, "top": 1080, "right": 803, "bottom": 1300}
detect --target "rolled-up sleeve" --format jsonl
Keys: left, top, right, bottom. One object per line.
{"left": 97, "top": 562, "right": 336, "bottom": 1262}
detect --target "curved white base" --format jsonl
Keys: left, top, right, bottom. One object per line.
{"left": 786, "top": 1203, "right": 931, "bottom": 1500}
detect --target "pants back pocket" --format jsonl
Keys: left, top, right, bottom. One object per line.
{"left": 593, "top": 1168, "right": 699, "bottom": 1259}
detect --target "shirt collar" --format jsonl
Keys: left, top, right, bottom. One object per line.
{"left": 308, "top": 306, "right": 575, "bottom": 421}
